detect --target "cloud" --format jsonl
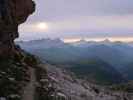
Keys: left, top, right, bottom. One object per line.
{"left": 20, "top": 15, "right": 133, "bottom": 37}
{"left": 19, "top": 0, "right": 133, "bottom": 39}
{"left": 31, "top": 0, "right": 133, "bottom": 21}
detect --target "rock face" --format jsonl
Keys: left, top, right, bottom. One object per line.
{"left": 0, "top": 0, "right": 35, "bottom": 56}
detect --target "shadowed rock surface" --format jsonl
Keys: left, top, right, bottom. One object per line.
{"left": 0, "top": 0, "right": 36, "bottom": 99}
{"left": 0, "top": 0, "right": 35, "bottom": 56}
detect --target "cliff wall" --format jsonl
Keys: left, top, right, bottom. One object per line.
{"left": 0, "top": 0, "right": 35, "bottom": 56}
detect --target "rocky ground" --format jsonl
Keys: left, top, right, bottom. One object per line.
{"left": 36, "top": 62, "right": 133, "bottom": 100}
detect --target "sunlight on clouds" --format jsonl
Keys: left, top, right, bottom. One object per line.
{"left": 19, "top": 15, "right": 133, "bottom": 40}
{"left": 47, "top": 15, "right": 133, "bottom": 32}
{"left": 20, "top": 15, "right": 133, "bottom": 33}
{"left": 19, "top": 22, "right": 49, "bottom": 33}
{"left": 64, "top": 37, "right": 133, "bottom": 43}
{"left": 37, "top": 23, "right": 48, "bottom": 30}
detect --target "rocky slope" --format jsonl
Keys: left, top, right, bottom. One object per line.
{"left": 35, "top": 62, "right": 133, "bottom": 100}
{"left": 0, "top": 48, "right": 37, "bottom": 100}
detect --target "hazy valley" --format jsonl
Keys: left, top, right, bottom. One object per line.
{"left": 17, "top": 39, "right": 133, "bottom": 85}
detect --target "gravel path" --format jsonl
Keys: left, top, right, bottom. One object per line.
{"left": 22, "top": 67, "right": 36, "bottom": 100}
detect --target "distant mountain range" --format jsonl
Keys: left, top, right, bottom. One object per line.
{"left": 17, "top": 38, "right": 133, "bottom": 84}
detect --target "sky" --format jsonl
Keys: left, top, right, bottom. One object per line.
{"left": 18, "top": 0, "right": 133, "bottom": 41}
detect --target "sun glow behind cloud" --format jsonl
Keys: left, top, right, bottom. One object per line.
{"left": 18, "top": 0, "right": 133, "bottom": 41}
{"left": 19, "top": 15, "right": 133, "bottom": 33}
{"left": 19, "top": 15, "right": 133, "bottom": 41}
{"left": 37, "top": 23, "right": 49, "bottom": 30}
{"left": 19, "top": 22, "right": 49, "bottom": 33}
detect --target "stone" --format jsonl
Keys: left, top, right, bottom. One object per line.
{"left": 0, "top": 0, "right": 35, "bottom": 56}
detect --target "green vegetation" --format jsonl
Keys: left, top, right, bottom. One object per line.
{"left": 68, "top": 59, "right": 124, "bottom": 85}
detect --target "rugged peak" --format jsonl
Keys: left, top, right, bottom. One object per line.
{"left": 0, "top": 0, "right": 35, "bottom": 56}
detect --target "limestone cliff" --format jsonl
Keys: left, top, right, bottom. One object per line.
{"left": 0, "top": 0, "right": 35, "bottom": 56}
